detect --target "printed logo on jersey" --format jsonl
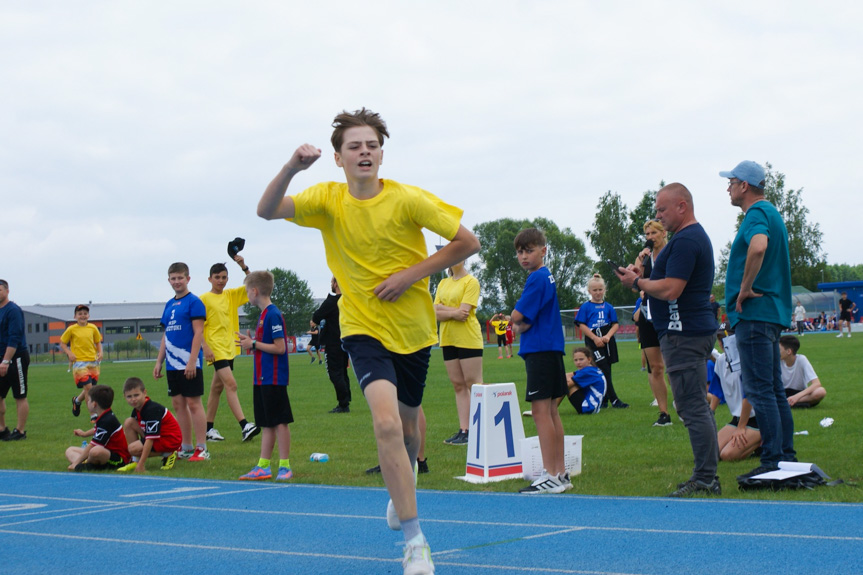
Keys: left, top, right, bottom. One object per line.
{"left": 93, "top": 428, "right": 107, "bottom": 443}
{"left": 667, "top": 298, "right": 682, "bottom": 331}
{"left": 271, "top": 323, "right": 284, "bottom": 335}
{"left": 145, "top": 420, "right": 160, "bottom": 435}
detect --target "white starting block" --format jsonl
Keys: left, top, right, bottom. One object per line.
{"left": 457, "top": 383, "right": 526, "bottom": 483}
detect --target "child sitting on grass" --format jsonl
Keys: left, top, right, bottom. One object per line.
{"left": 780, "top": 335, "right": 827, "bottom": 408}
{"left": 560, "top": 347, "right": 606, "bottom": 415}
{"left": 65, "top": 384, "right": 130, "bottom": 471}
{"left": 118, "top": 377, "right": 183, "bottom": 473}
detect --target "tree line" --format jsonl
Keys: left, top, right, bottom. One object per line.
{"left": 249, "top": 163, "right": 855, "bottom": 333}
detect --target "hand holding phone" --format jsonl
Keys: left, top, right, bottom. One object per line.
{"left": 605, "top": 259, "right": 624, "bottom": 274}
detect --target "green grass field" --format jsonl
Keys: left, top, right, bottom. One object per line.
{"left": 3, "top": 332, "right": 861, "bottom": 502}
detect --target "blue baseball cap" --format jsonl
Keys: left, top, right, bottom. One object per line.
{"left": 719, "top": 160, "right": 765, "bottom": 188}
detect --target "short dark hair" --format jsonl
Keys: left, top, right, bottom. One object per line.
{"left": 514, "top": 228, "right": 547, "bottom": 251}
{"left": 88, "top": 384, "right": 115, "bottom": 410}
{"left": 331, "top": 108, "right": 389, "bottom": 152}
{"left": 779, "top": 335, "right": 800, "bottom": 354}
{"left": 74, "top": 304, "right": 89, "bottom": 313}
{"left": 123, "top": 377, "right": 146, "bottom": 394}
{"left": 168, "top": 262, "right": 189, "bottom": 276}
{"left": 0, "top": 279, "right": 8, "bottom": 289}
{"left": 209, "top": 263, "right": 228, "bottom": 277}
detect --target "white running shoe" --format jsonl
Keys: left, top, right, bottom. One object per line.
{"left": 519, "top": 471, "right": 565, "bottom": 494}
{"left": 242, "top": 422, "right": 261, "bottom": 442}
{"left": 558, "top": 471, "right": 573, "bottom": 491}
{"left": 387, "top": 499, "right": 401, "bottom": 530}
{"left": 206, "top": 428, "right": 225, "bottom": 441}
{"left": 403, "top": 535, "right": 434, "bottom": 575}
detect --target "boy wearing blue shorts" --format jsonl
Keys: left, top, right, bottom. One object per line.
{"left": 235, "top": 271, "right": 293, "bottom": 481}
{"left": 511, "top": 228, "right": 570, "bottom": 494}
{"left": 153, "top": 262, "right": 209, "bottom": 462}
{"left": 258, "top": 108, "right": 480, "bottom": 575}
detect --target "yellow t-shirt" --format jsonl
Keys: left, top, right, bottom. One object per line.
{"left": 201, "top": 285, "right": 248, "bottom": 361}
{"left": 290, "top": 179, "right": 462, "bottom": 354}
{"left": 60, "top": 323, "right": 102, "bottom": 361}
{"left": 491, "top": 319, "right": 508, "bottom": 336}
{"left": 434, "top": 275, "right": 482, "bottom": 349}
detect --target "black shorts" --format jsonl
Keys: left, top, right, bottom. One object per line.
{"left": 523, "top": 351, "right": 567, "bottom": 402}
{"left": 341, "top": 335, "right": 430, "bottom": 408}
{"left": 496, "top": 334, "right": 507, "bottom": 346}
{"left": 253, "top": 385, "right": 294, "bottom": 427}
{"left": 567, "top": 386, "right": 589, "bottom": 413}
{"left": 441, "top": 346, "right": 483, "bottom": 361}
{"left": 0, "top": 352, "right": 29, "bottom": 400}
{"left": 212, "top": 359, "right": 234, "bottom": 371}
{"left": 166, "top": 369, "right": 205, "bottom": 397}
{"left": 728, "top": 415, "right": 760, "bottom": 430}
{"left": 637, "top": 315, "right": 660, "bottom": 349}
{"left": 840, "top": 310, "right": 852, "bottom": 322}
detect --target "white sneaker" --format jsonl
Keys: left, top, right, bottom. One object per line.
{"left": 177, "top": 449, "right": 196, "bottom": 460}
{"left": 387, "top": 499, "right": 401, "bottom": 530}
{"left": 649, "top": 399, "right": 658, "bottom": 407}
{"left": 188, "top": 447, "right": 210, "bottom": 461}
{"left": 242, "top": 422, "right": 260, "bottom": 442}
{"left": 519, "top": 471, "right": 565, "bottom": 494}
{"left": 522, "top": 410, "right": 533, "bottom": 417}
{"left": 848, "top": 334, "right": 852, "bottom": 338}
{"left": 558, "top": 471, "right": 573, "bottom": 491}
{"left": 206, "top": 428, "right": 225, "bottom": 441}
{"left": 837, "top": 333, "right": 844, "bottom": 338}
{"left": 403, "top": 536, "right": 434, "bottom": 575}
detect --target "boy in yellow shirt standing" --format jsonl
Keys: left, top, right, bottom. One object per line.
{"left": 201, "top": 255, "right": 259, "bottom": 442}
{"left": 258, "top": 108, "right": 479, "bottom": 575}
{"left": 61, "top": 304, "right": 103, "bottom": 418}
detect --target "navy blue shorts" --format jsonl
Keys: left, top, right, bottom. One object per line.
{"left": 341, "top": 335, "right": 430, "bottom": 408}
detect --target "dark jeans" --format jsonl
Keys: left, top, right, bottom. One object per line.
{"left": 659, "top": 332, "right": 719, "bottom": 483}
{"left": 325, "top": 344, "right": 351, "bottom": 407}
{"left": 735, "top": 320, "right": 796, "bottom": 467}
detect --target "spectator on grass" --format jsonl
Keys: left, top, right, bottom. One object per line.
{"left": 118, "top": 377, "right": 183, "bottom": 473}
{"left": 312, "top": 277, "right": 352, "bottom": 414}
{"left": 558, "top": 347, "right": 606, "bottom": 415}
{"left": 631, "top": 218, "right": 672, "bottom": 426}
{"left": 62, "top": 304, "right": 104, "bottom": 419}
{"left": 722, "top": 160, "right": 796, "bottom": 480}
{"left": 66, "top": 384, "right": 131, "bottom": 471}
{"left": 615, "top": 183, "right": 720, "bottom": 497}
{"left": 793, "top": 300, "right": 807, "bottom": 336}
{"left": 201, "top": 256, "right": 260, "bottom": 443}
{"left": 574, "top": 274, "right": 628, "bottom": 409}
{"left": 490, "top": 313, "right": 510, "bottom": 359}
{"left": 713, "top": 326, "right": 761, "bottom": 461}
{"left": 0, "top": 279, "right": 29, "bottom": 441}
{"left": 779, "top": 335, "right": 826, "bottom": 408}
{"left": 837, "top": 292, "right": 857, "bottom": 338}
{"left": 511, "top": 228, "right": 570, "bottom": 494}
{"left": 434, "top": 259, "right": 483, "bottom": 446}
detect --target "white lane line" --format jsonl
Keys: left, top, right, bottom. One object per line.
{"left": 119, "top": 486, "right": 219, "bottom": 498}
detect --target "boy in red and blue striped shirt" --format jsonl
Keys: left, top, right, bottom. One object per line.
{"left": 236, "top": 271, "right": 293, "bottom": 481}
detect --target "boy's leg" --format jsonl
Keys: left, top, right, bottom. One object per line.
{"left": 275, "top": 423, "right": 291, "bottom": 460}
{"left": 65, "top": 445, "right": 84, "bottom": 465}
{"left": 365, "top": 380, "right": 419, "bottom": 522}
{"left": 205, "top": 372, "right": 224, "bottom": 424}
{"left": 171, "top": 396, "right": 193, "bottom": 448}
{"left": 187, "top": 396, "right": 207, "bottom": 448}
{"left": 530, "top": 398, "right": 565, "bottom": 476}
{"left": 122, "top": 417, "right": 143, "bottom": 446}
{"left": 260, "top": 427, "right": 276, "bottom": 460}
{"left": 416, "top": 406, "right": 426, "bottom": 463}
{"left": 14, "top": 397, "right": 28, "bottom": 432}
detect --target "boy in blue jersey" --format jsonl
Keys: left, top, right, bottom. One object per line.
{"left": 511, "top": 228, "right": 570, "bottom": 494}
{"left": 153, "top": 263, "right": 209, "bottom": 462}
{"left": 235, "top": 271, "right": 293, "bottom": 481}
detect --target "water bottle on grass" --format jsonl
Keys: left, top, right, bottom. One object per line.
{"left": 310, "top": 453, "right": 329, "bottom": 462}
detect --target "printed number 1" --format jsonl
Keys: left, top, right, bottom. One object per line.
{"left": 472, "top": 399, "right": 516, "bottom": 459}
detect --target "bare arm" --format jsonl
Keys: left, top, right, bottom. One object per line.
{"left": 374, "top": 225, "right": 480, "bottom": 302}
{"left": 435, "top": 303, "right": 471, "bottom": 322}
{"left": 617, "top": 265, "right": 689, "bottom": 302}
{"left": 258, "top": 144, "right": 322, "bottom": 220}
{"left": 185, "top": 318, "right": 205, "bottom": 379}
{"left": 510, "top": 309, "right": 530, "bottom": 334}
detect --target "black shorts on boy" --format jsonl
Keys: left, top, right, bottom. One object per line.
{"left": 341, "top": 335, "right": 430, "bottom": 408}
{"left": 523, "top": 351, "right": 567, "bottom": 402}
{"left": 166, "top": 370, "right": 205, "bottom": 397}
{"left": 253, "top": 386, "right": 294, "bottom": 428}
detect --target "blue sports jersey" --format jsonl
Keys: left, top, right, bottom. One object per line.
{"left": 574, "top": 301, "right": 618, "bottom": 332}
{"left": 514, "top": 266, "right": 565, "bottom": 356}
{"left": 160, "top": 293, "right": 206, "bottom": 371}
{"left": 648, "top": 223, "right": 717, "bottom": 338}
{"left": 573, "top": 366, "right": 606, "bottom": 413}
{"left": 254, "top": 304, "right": 289, "bottom": 386}
{"left": 0, "top": 301, "right": 27, "bottom": 352}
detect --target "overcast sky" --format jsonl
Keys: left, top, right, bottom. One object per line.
{"left": 3, "top": 1, "right": 861, "bottom": 307}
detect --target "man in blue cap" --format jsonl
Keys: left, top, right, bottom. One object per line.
{"left": 721, "top": 161, "right": 795, "bottom": 481}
